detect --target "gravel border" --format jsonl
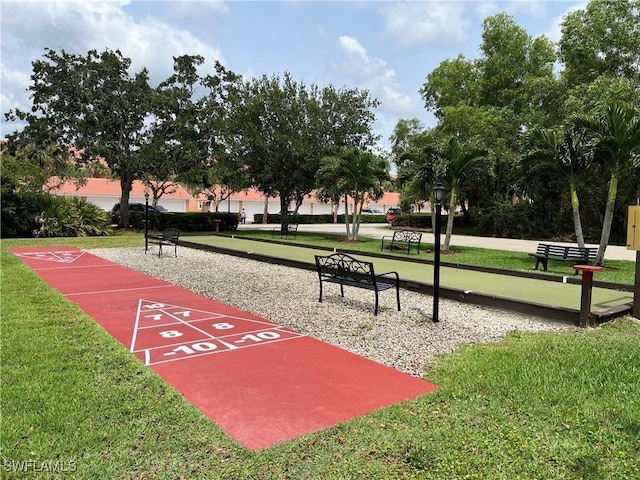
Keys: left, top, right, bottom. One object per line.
{"left": 90, "top": 247, "right": 571, "bottom": 377}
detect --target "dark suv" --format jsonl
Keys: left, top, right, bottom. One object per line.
{"left": 110, "top": 203, "right": 163, "bottom": 224}
{"left": 386, "top": 207, "right": 403, "bottom": 215}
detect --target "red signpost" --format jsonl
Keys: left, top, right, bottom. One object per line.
{"left": 386, "top": 211, "right": 396, "bottom": 227}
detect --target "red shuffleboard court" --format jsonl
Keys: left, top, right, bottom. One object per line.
{"left": 12, "top": 247, "right": 438, "bottom": 450}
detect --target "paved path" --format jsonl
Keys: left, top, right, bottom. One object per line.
{"left": 239, "top": 223, "right": 637, "bottom": 261}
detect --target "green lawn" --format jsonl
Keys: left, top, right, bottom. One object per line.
{"left": 2, "top": 235, "right": 639, "bottom": 479}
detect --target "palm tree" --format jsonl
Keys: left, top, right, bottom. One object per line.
{"left": 439, "top": 137, "right": 488, "bottom": 250}
{"left": 572, "top": 102, "right": 640, "bottom": 265}
{"left": 522, "top": 125, "right": 593, "bottom": 249}
{"left": 317, "top": 147, "right": 389, "bottom": 241}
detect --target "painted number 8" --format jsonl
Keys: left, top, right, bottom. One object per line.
{"left": 212, "top": 323, "right": 234, "bottom": 330}
{"left": 160, "top": 330, "right": 183, "bottom": 338}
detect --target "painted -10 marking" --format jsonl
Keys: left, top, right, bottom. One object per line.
{"left": 234, "top": 331, "right": 280, "bottom": 343}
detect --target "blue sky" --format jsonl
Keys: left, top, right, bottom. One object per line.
{"left": 1, "top": 0, "right": 584, "bottom": 150}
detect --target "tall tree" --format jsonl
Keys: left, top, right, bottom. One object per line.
{"left": 559, "top": 0, "right": 640, "bottom": 87}
{"left": 522, "top": 126, "right": 593, "bottom": 248}
{"left": 419, "top": 54, "right": 480, "bottom": 118}
{"left": 317, "top": 147, "right": 389, "bottom": 240}
{"left": 140, "top": 55, "right": 205, "bottom": 205}
{"left": 438, "top": 137, "right": 488, "bottom": 250}
{"left": 229, "top": 72, "right": 378, "bottom": 231}
{"left": 5, "top": 48, "right": 153, "bottom": 227}
{"left": 572, "top": 102, "right": 640, "bottom": 264}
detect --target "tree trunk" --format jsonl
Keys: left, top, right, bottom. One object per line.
{"left": 280, "top": 196, "right": 289, "bottom": 231}
{"left": 595, "top": 172, "right": 619, "bottom": 265}
{"left": 343, "top": 195, "right": 352, "bottom": 240}
{"left": 119, "top": 172, "right": 134, "bottom": 228}
{"left": 262, "top": 196, "right": 269, "bottom": 224}
{"left": 569, "top": 178, "right": 585, "bottom": 249}
{"left": 352, "top": 197, "right": 365, "bottom": 241}
{"left": 443, "top": 188, "right": 456, "bottom": 250}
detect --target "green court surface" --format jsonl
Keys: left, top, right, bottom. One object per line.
{"left": 184, "top": 235, "right": 632, "bottom": 313}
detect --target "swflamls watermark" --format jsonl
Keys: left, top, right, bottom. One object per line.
{"left": 2, "top": 459, "right": 77, "bottom": 473}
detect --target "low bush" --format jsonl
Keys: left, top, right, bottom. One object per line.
{"left": 33, "top": 196, "right": 111, "bottom": 237}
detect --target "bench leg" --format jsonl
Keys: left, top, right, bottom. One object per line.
{"left": 318, "top": 281, "right": 323, "bottom": 303}
{"left": 157, "top": 242, "right": 162, "bottom": 257}
{"left": 395, "top": 287, "right": 401, "bottom": 313}
{"left": 374, "top": 290, "right": 379, "bottom": 316}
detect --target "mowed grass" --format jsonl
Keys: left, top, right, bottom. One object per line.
{"left": 228, "top": 229, "right": 636, "bottom": 285}
{"left": 1, "top": 235, "right": 639, "bottom": 479}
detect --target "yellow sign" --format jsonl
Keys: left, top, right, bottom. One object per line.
{"left": 627, "top": 206, "right": 640, "bottom": 250}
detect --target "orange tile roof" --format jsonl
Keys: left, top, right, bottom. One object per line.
{"left": 48, "top": 178, "right": 192, "bottom": 199}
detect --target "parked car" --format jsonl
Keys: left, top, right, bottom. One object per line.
{"left": 386, "top": 207, "right": 403, "bottom": 215}
{"left": 361, "top": 208, "right": 383, "bottom": 215}
{"left": 110, "top": 203, "right": 164, "bottom": 224}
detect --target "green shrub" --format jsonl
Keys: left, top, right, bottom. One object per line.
{"left": 0, "top": 190, "right": 44, "bottom": 238}
{"left": 33, "top": 196, "right": 111, "bottom": 237}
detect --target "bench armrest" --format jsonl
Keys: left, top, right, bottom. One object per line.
{"left": 376, "top": 270, "right": 399, "bottom": 280}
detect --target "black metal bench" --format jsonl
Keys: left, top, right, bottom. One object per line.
{"left": 272, "top": 223, "right": 298, "bottom": 240}
{"left": 528, "top": 243, "right": 597, "bottom": 272}
{"left": 315, "top": 253, "right": 400, "bottom": 316}
{"left": 380, "top": 230, "right": 422, "bottom": 254}
{"left": 147, "top": 228, "right": 180, "bottom": 257}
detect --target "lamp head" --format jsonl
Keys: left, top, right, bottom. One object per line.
{"left": 433, "top": 183, "right": 445, "bottom": 203}
{"left": 144, "top": 192, "right": 149, "bottom": 201}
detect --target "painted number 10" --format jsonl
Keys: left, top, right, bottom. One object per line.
{"left": 166, "top": 342, "right": 217, "bottom": 356}
{"left": 237, "top": 331, "right": 280, "bottom": 343}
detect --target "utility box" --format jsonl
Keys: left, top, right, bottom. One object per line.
{"left": 627, "top": 206, "right": 640, "bottom": 250}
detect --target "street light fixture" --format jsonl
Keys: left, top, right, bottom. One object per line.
{"left": 432, "top": 183, "right": 445, "bottom": 323}
{"left": 144, "top": 192, "right": 150, "bottom": 254}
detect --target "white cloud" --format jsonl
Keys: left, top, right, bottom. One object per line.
{"left": 0, "top": 0, "right": 225, "bottom": 135}
{"left": 545, "top": 2, "right": 587, "bottom": 42}
{"left": 338, "top": 36, "right": 368, "bottom": 62}
{"left": 334, "top": 35, "right": 417, "bottom": 118}
{"left": 383, "top": 2, "right": 470, "bottom": 46}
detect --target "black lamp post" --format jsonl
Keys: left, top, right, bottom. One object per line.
{"left": 144, "top": 192, "right": 149, "bottom": 254}
{"left": 432, "top": 183, "right": 445, "bottom": 323}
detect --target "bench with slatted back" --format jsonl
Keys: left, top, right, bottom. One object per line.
{"left": 380, "top": 230, "right": 422, "bottom": 254}
{"left": 272, "top": 223, "right": 298, "bottom": 240}
{"left": 315, "top": 253, "right": 400, "bottom": 316}
{"left": 528, "top": 243, "right": 597, "bottom": 273}
{"left": 147, "top": 228, "right": 180, "bottom": 257}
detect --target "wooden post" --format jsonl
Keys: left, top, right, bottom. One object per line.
{"left": 573, "top": 265, "right": 604, "bottom": 328}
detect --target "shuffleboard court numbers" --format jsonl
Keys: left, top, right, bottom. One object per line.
{"left": 143, "top": 303, "right": 167, "bottom": 309}
{"left": 235, "top": 331, "right": 281, "bottom": 344}
{"left": 212, "top": 322, "right": 234, "bottom": 330}
{"left": 165, "top": 342, "right": 218, "bottom": 357}
{"left": 159, "top": 330, "right": 183, "bottom": 338}
{"left": 133, "top": 299, "right": 307, "bottom": 365}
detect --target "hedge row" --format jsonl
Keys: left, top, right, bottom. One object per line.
{"left": 252, "top": 213, "right": 458, "bottom": 230}
{"left": 129, "top": 212, "right": 239, "bottom": 232}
